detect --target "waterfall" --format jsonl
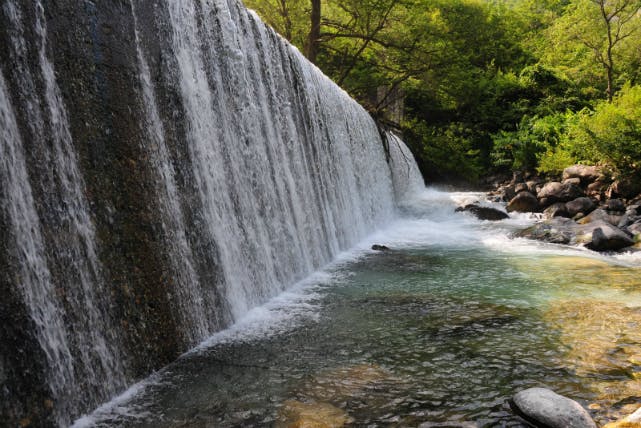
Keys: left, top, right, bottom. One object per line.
{"left": 0, "top": 0, "right": 423, "bottom": 425}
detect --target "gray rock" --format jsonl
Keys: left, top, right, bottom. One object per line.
{"left": 515, "top": 182, "right": 529, "bottom": 194}
{"left": 586, "top": 225, "right": 634, "bottom": 251}
{"left": 537, "top": 182, "right": 585, "bottom": 206}
{"left": 507, "top": 191, "right": 539, "bottom": 213}
{"left": 511, "top": 387, "right": 596, "bottom": 428}
{"left": 498, "top": 185, "right": 516, "bottom": 202}
{"left": 586, "top": 181, "right": 607, "bottom": 200}
{"left": 563, "top": 177, "right": 581, "bottom": 186}
{"left": 455, "top": 204, "right": 509, "bottom": 221}
{"left": 578, "top": 208, "right": 622, "bottom": 226}
{"left": 607, "top": 178, "right": 641, "bottom": 199}
{"left": 627, "top": 221, "right": 641, "bottom": 237}
{"left": 606, "top": 198, "right": 626, "bottom": 212}
{"left": 563, "top": 164, "right": 603, "bottom": 184}
{"left": 565, "top": 197, "right": 596, "bottom": 218}
{"left": 543, "top": 202, "right": 569, "bottom": 219}
{"left": 526, "top": 180, "right": 541, "bottom": 194}
{"left": 517, "top": 218, "right": 575, "bottom": 244}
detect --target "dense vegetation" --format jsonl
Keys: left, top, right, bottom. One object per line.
{"left": 245, "top": 0, "right": 641, "bottom": 184}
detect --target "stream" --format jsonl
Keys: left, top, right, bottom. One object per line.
{"left": 75, "top": 189, "right": 641, "bottom": 427}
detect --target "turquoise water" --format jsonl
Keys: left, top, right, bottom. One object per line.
{"left": 77, "top": 190, "right": 641, "bottom": 427}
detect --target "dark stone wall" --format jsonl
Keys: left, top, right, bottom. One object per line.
{"left": 44, "top": 0, "right": 186, "bottom": 376}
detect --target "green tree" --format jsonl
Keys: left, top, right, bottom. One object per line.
{"left": 545, "top": 0, "right": 641, "bottom": 101}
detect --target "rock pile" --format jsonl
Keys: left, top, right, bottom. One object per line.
{"left": 487, "top": 165, "right": 641, "bottom": 252}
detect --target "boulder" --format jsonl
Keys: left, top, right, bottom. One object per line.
{"left": 507, "top": 192, "right": 539, "bottom": 213}
{"left": 586, "top": 225, "right": 634, "bottom": 251}
{"left": 566, "top": 197, "right": 596, "bottom": 218}
{"left": 498, "top": 185, "right": 516, "bottom": 202}
{"left": 606, "top": 198, "right": 626, "bottom": 212}
{"left": 526, "top": 180, "right": 542, "bottom": 194}
{"left": 455, "top": 204, "right": 509, "bottom": 221}
{"left": 517, "top": 218, "right": 576, "bottom": 244}
{"left": 577, "top": 208, "right": 622, "bottom": 226}
{"left": 515, "top": 182, "right": 529, "bottom": 194}
{"left": 627, "top": 221, "right": 641, "bottom": 238}
{"left": 543, "top": 202, "right": 569, "bottom": 219}
{"left": 563, "top": 164, "right": 603, "bottom": 184}
{"left": 563, "top": 177, "right": 582, "bottom": 186}
{"left": 607, "top": 178, "right": 641, "bottom": 199}
{"left": 511, "top": 387, "right": 596, "bottom": 428}
{"left": 537, "top": 182, "right": 585, "bottom": 206}
{"left": 586, "top": 181, "right": 607, "bottom": 201}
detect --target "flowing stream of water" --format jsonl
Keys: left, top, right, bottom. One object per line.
{"left": 74, "top": 188, "right": 641, "bottom": 427}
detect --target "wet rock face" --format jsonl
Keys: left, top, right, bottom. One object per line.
{"left": 511, "top": 387, "right": 597, "bottom": 428}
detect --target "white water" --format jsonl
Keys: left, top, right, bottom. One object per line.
{"left": 165, "top": 0, "right": 397, "bottom": 320}
{"left": 131, "top": 1, "right": 214, "bottom": 344}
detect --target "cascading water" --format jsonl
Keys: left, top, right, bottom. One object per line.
{"left": 0, "top": 0, "right": 422, "bottom": 425}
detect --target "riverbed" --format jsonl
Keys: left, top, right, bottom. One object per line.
{"left": 75, "top": 189, "right": 641, "bottom": 427}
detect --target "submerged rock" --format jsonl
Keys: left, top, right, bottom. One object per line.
{"left": 511, "top": 387, "right": 597, "bottom": 428}
{"left": 276, "top": 400, "right": 353, "bottom": 428}
{"left": 604, "top": 406, "right": 641, "bottom": 428}
{"left": 516, "top": 218, "right": 575, "bottom": 244}
{"left": 455, "top": 204, "right": 509, "bottom": 221}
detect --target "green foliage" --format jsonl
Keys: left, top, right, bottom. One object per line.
{"left": 403, "top": 120, "right": 484, "bottom": 182}
{"left": 571, "top": 85, "right": 641, "bottom": 174}
{"left": 247, "top": 0, "right": 641, "bottom": 182}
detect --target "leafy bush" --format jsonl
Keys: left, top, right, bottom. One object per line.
{"left": 491, "top": 112, "right": 567, "bottom": 172}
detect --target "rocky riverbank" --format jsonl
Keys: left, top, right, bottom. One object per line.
{"left": 486, "top": 165, "right": 641, "bottom": 252}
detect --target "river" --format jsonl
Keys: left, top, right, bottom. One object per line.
{"left": 74, "top": 188, "right": 641, "bottom": 427}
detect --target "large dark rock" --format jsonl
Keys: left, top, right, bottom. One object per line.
{"left": 455, "top": 204, "right": 509, "bottom": 221}
{"left": 565, "top": 197, "right": 596, "bottom": 218}
{"left": 562, "top": 164, "right": 603, "bottom": 184}
{"left": 586, "top": 226, "right": 634, "bottom": 251}
{"left": 511, "top": 387, "right": 597, "bottom": 428}
{"left": 537, "top": 181, "right": 585, "bottom": 206}
{"left": 507, "top": 191, "right": 539, "bottom": 213}
{"left": 371, "top": 244, "right": 390, "bottom": 251}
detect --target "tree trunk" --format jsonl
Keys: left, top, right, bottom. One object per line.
{"left": 305, "top": 0, "right": 321, "bottom": 63}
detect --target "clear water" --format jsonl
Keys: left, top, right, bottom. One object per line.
{"left": 76, "top": 189, "right": 641, "bottom": 427}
